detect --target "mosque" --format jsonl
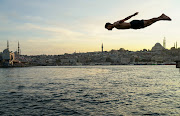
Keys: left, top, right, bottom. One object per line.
{"left": 151, "top": 42, "right": 165, "bottom": 51}
{"left": 0, "top": 41, "right": 21, "bottom": 67}
{"left": 151, "top": 38, "right": 178, "bottom": 52}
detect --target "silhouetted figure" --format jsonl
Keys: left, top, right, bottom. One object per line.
{"left": 105, "top": 12, "right": 171, "bottom": 30}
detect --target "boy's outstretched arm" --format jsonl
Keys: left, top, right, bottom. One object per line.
{"left": 115, "top": 12, "right": 139, "bottom": 24}
{"left": 123, "top": 12, "right": 138, "bottom": 21}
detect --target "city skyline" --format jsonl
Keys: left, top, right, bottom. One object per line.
{"left": 1, "top": 39, "right": 178, "bottom": 56}
{"left": 0, "top": 0, "right": 180, "bottom": 55}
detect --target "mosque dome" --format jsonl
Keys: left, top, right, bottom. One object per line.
{"left": 151, "top": 43, "right": 165, "bottom": 51}
{"left": 2, "top": 48, "right": 10, "bottom": 60}
{"left": 3, "top": 48, "right": 9, "bottom": 53}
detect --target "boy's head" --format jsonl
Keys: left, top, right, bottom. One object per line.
{"left": 105, "top": 22, "right": 114, "bottom": 30}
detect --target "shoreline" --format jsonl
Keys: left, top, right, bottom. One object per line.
{"left": 0, "top": 64, "right": 176, "bottom": 68}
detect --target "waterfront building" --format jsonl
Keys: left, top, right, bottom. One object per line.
{"left": 1, "top": 48, "right": 16, "bottom": 66}
{"left": 0, "top": 41, "right": 23, "bottom": 67}
{"left": 60, "top": 58, "right": 77, "bottom": 65}
{"left": 120, "top": 57, "right": 131, "bottom": 65}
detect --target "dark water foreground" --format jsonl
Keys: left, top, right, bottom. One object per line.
{"left": 0, "top": 66, "right": 179, "bottom": 116}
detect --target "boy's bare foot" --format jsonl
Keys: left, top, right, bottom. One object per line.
{"left": 160, "top": 14, "right": 171, "bottom": 20}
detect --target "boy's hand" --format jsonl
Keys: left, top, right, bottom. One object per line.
{"left": 133, "top": 12, "right": 139, "bottom": 16}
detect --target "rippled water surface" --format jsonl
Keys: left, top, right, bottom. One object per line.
{"left": 0, "top": 65, "right": 180, "bottom": 115}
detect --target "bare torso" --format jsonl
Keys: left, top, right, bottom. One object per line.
{"left": 114, "top": 22, "right": 131, "bottom": 29}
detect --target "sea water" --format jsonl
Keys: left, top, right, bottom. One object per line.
{"left": 0, "top": 65, "right": 179, "bottom": 115}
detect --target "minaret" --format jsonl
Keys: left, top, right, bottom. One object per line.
{"left": 7, "top": 40, "right": 9, "bottom": 50}
{"left": 176, "top": 41, "right": 177, "bottom": 49}
{"left": 18, "top": 41, "right": 20, "bottom": 55}
{"left": 163, "top": 37, "right": 166, "bottom": 49}
{"left": 102, "top": 43, "right": 103, "bottom": 53}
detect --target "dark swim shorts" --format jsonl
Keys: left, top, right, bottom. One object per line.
{"left": 130, "top": 20, "right": 144, "bottom": 29}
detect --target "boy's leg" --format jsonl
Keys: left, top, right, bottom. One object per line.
{"left": 143, "top": 14, "right": 171, "bottom": 28}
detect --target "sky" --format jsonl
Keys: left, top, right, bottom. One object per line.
{"left": 0, "top": 0, "right": 180, "bottom": 55}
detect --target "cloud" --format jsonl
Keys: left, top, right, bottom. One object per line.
{"left": 23, "top": 15, "right": 44, "bottom": 22}
{"left": 23, "top": 23, "right": 85, "bottom": 37}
